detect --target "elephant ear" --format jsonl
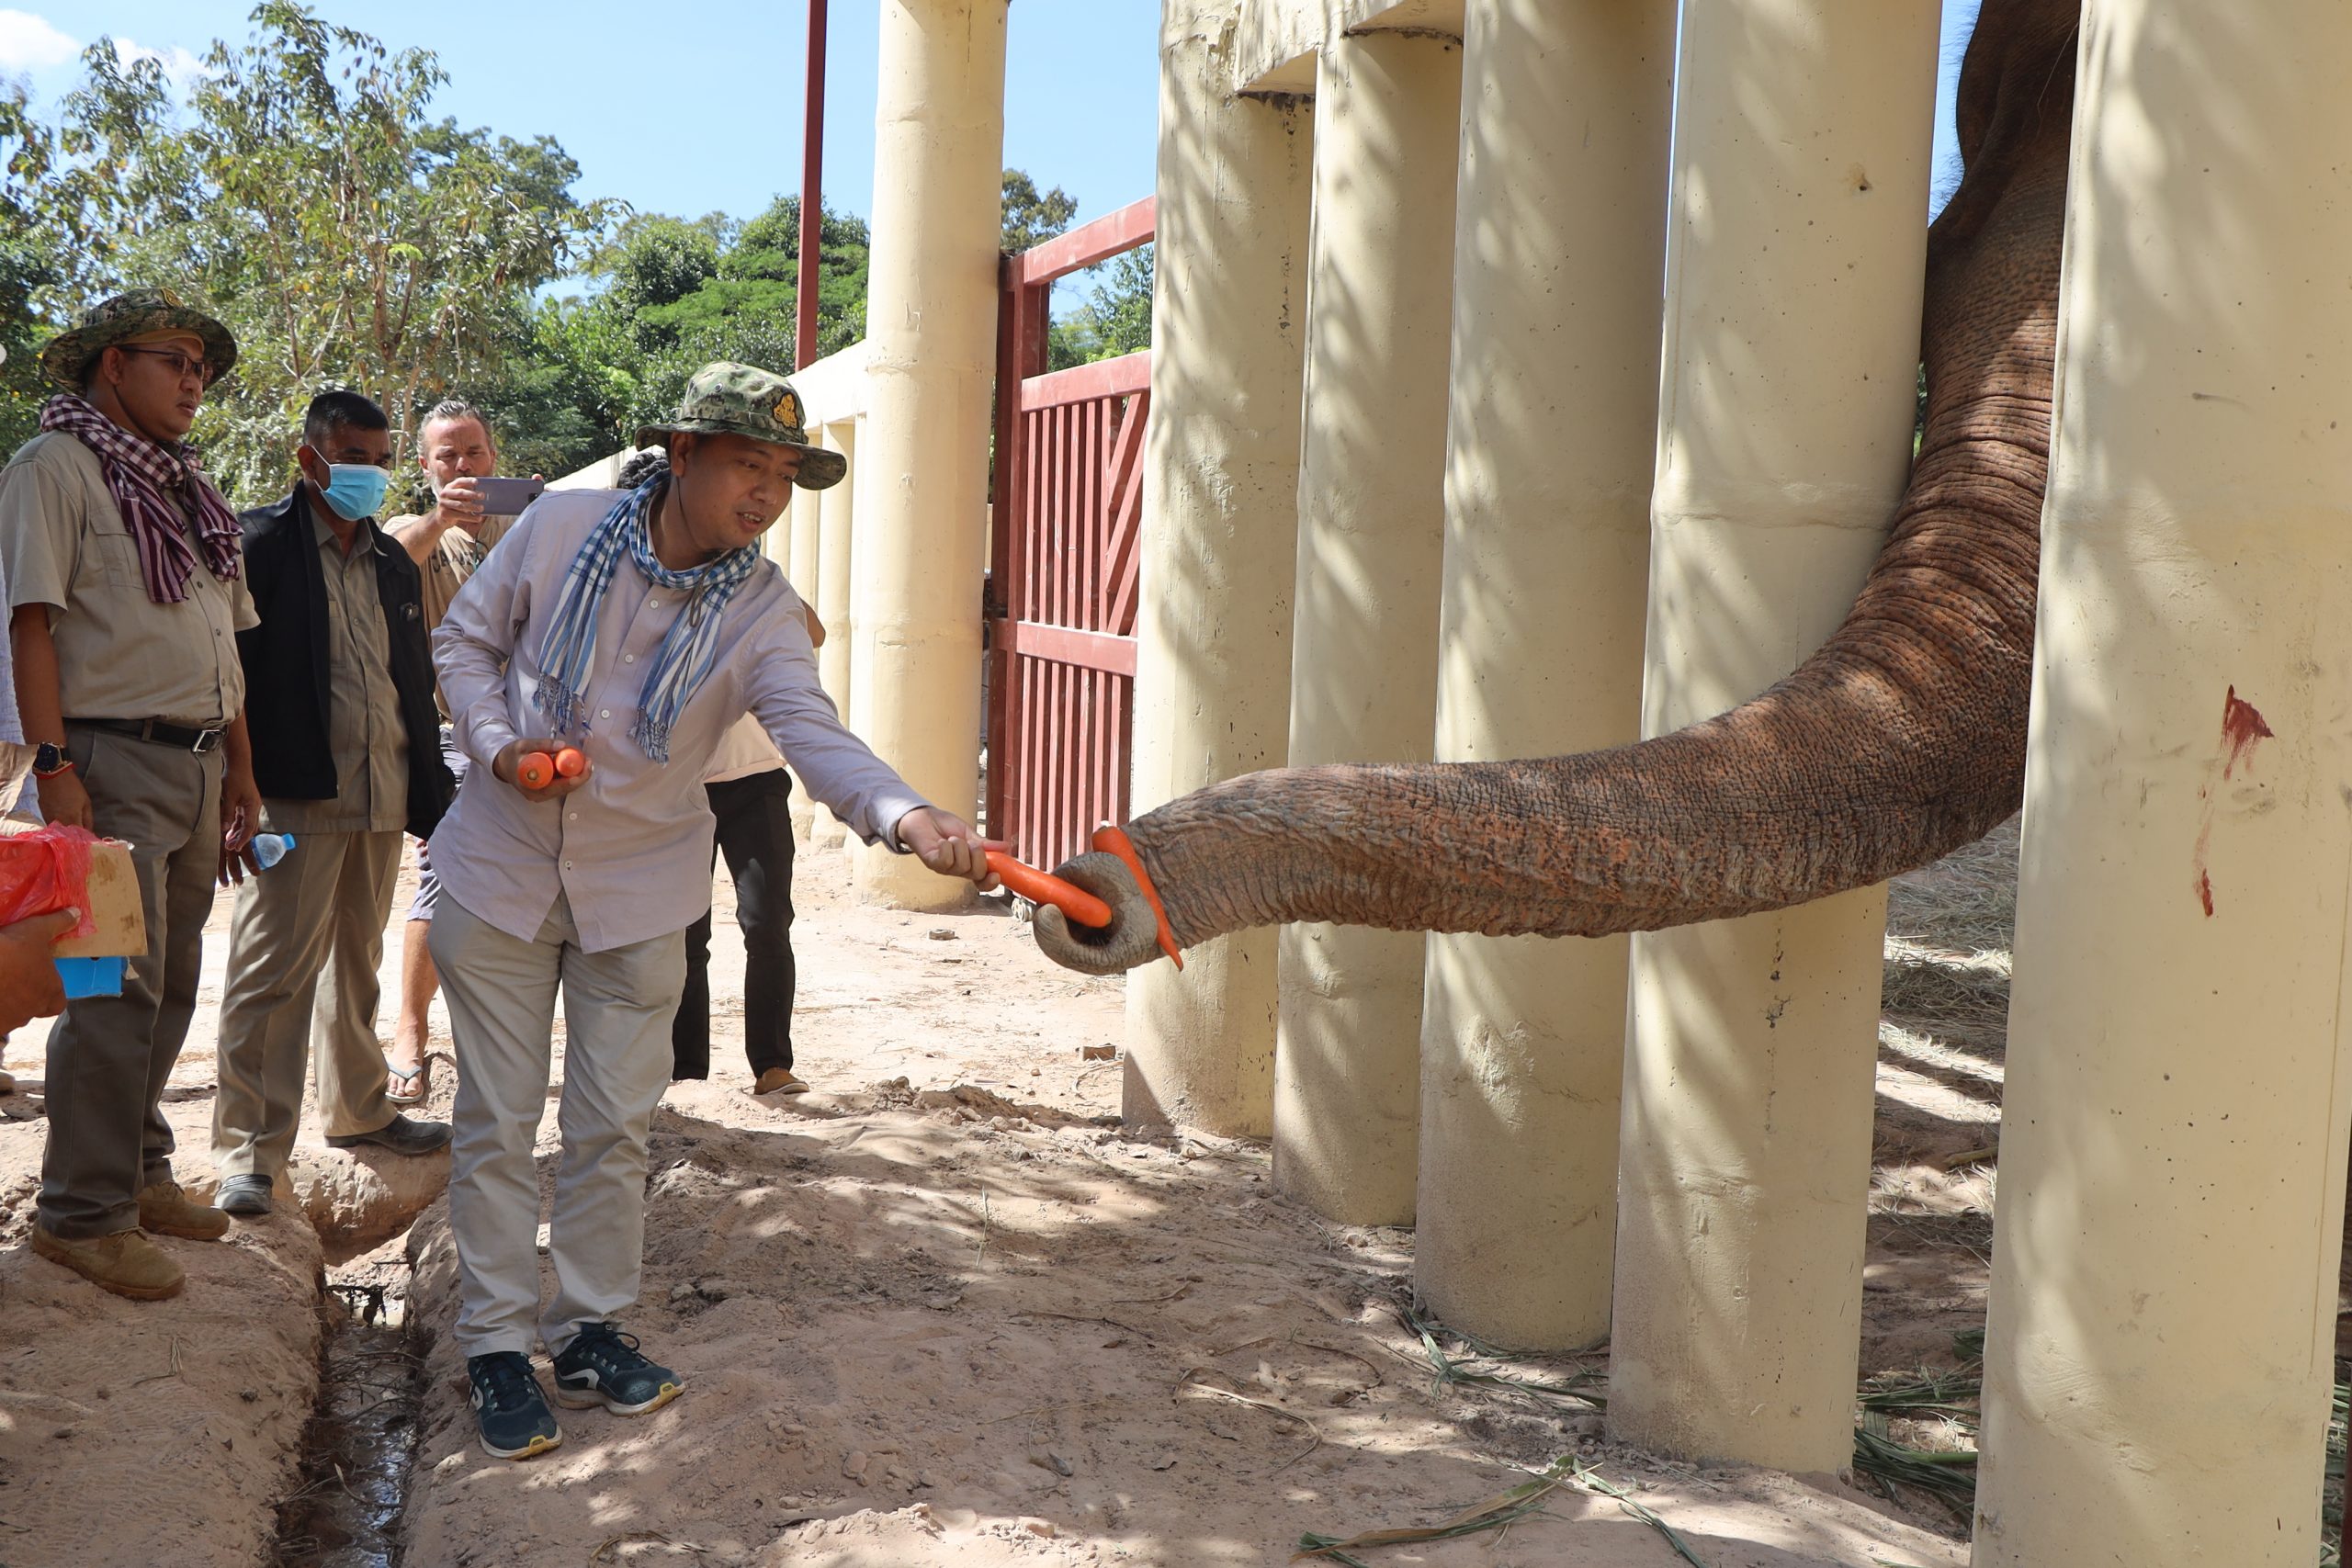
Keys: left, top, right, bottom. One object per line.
{"left": 1030, "top": 851, "right": 1168, "bottom": 976}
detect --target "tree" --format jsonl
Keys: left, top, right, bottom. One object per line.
{"left": 1048, "top": 243, "right": 1153, "bottom": 371}
{"left": 1001, "top": 168, "right": 1078, "bottom": 254}
{"left": 27, "top": 3, "right": 614, "bottom": 501}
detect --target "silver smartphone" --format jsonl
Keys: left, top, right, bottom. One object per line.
{"left": 470, "top": 476, "right": 547, "bottom": 517}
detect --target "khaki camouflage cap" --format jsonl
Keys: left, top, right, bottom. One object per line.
{"left": 40, "top": 287, "right": 239, "bottom": 390}
{"left": 635, "top": 361, "right": 845, "bottom": 490}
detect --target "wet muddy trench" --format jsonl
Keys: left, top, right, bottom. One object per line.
{"left": 273, "top": 1249, "right": 429, "bottom": 1567}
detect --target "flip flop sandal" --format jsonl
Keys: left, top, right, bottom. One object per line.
{"left": 385, "top": 1049, "right": 451, "bottom": 1106}
{"left": 385, "top": 1061, "right": 427, "bottom": 1105}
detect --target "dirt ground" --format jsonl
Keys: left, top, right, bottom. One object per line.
{"left": 0, "top": 819, "right": 2018, "bottom": 1567}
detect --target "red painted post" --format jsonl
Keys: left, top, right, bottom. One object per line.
{"left": 796, "top": 0, "right": 829, "bottom": 373}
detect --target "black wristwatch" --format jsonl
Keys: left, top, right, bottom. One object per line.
{"left": 31, "top": 742, "right": 69, "bottom": 778}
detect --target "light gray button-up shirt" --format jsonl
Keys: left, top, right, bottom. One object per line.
{"left": 429, "top": 487, "right": 930, "bottom": 952}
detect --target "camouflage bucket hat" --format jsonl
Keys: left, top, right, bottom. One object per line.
{"left": 635, "top": 361, "right": 845, "bottom": 490}
{"left": 40, "top": 287, "right": 239, "bottom": 391}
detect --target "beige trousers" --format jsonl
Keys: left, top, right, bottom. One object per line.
{"left": 211, "top": 828, "right": 401, "bottom": 1180}
{"left": 432, "top": 892, "right": 685, "bottom": 1358}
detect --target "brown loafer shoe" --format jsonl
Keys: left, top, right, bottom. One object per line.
{"left": 31, "top": 1225, "right": 185, "bottom": 1301}
{"left": 751, "top": 1068, "right": 808, "bottom": 1096}
{"left": 138, "top": 1179, "right": 231, "bottom": 1240}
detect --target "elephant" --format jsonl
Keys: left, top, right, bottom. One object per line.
{"left": 1032, "top": 0, "right": 2082, "bottom": 978}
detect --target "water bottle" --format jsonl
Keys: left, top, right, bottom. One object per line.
{"left": 249, "top": 832, "right": 297, "bottom": 870}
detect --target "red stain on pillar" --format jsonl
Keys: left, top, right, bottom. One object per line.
{"left": 2191, "top": 685, "right": 2277, "bottom": 918}
{"left": 2220, "top": 685, "right": 2274, "bottom": 779}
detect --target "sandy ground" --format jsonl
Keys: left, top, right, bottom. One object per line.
{"left": 0, "top": 823, "right": 2013, "bottom": 1567}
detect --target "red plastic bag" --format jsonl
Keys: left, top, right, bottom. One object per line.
{"left": 0, "top": 824, "right": 99, "bottom": 940}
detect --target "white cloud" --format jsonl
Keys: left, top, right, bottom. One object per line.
{"left": 113, "top": 39, "right": 205, "bottom": 86}
{"left": 0, "top": 9, "right": 77, "bottom": 72}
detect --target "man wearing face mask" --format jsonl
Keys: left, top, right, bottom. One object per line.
{"left": 0, "top": 289, "right": 265, "bottom": 1300}
{"left": 210, "top": 389, "right": 454, "bottom": 1218}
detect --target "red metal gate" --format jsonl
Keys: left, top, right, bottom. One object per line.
{"left": 986, "top": 197, "right": 1154, "bottom": 869}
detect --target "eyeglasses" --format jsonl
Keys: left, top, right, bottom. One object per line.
{"left": 116, "top": 345, "right": 223, "bottom": 388}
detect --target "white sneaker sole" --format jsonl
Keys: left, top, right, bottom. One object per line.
{"left": 552, "top": 1380, "right": 684, "bottom": 1416}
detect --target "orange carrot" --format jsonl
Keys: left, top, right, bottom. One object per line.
{"left": 984, "top": 850, "right": 1112, "bottom": 929}
{"left": 516, "top": 751, "right": 555, "bottom": 789}
{"left": 554, "top": 747, "right": 587, "bottom": 778}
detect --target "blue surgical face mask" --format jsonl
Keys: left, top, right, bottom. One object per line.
{"left": 319, "top": 463, "right": 390, "bottom": 522}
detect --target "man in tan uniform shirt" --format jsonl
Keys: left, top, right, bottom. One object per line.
{"left": 0, "top": 290, "right": 265, "bottom": 1301}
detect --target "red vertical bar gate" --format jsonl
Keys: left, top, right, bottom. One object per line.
{"left": 986, "top": 197, "right": 1155, "bottom": 870}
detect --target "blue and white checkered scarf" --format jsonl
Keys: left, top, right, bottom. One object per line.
{"left": 533, "top": 476, "right": 758, "bottom": 762}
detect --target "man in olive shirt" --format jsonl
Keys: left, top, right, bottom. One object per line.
{"left": 210, "top": 391, "right": 454, "bottom": 1216}
{"left": 385, "top": 400, "right": 514, "bottom": 1101}
{"left": 0, "top": 289, "right": 265, "bottom": 1301}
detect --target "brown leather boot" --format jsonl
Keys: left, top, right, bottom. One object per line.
{"left": 138, "top": 1179, "right": 231, "bottom": 1240}
{"left": 31, "top": 1226, "right": 185, "bottom": 1301}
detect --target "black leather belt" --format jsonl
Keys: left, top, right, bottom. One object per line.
{"left": 71, "top": 716, "right": 226, "bottom": 754}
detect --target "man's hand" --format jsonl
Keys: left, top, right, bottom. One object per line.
{"left": 218, "top": 843, "right": 260, "bottom": 889}
{"left": 0, "top": 908, "right": 75, "bottom": 1034}
{"left": 896, "top": 807, "right": 999, "bottom": 890}
{"left": 34, "top": 766, "right": 91, "bottom": 831}
{"left": 220, "top": 764, "right": 262, "bottom": 853}
{"left": 492, "top": 738, "right": 593, "bottom": 802}
{"left": 429, "top": 476, "right": 487, "bottom": 538}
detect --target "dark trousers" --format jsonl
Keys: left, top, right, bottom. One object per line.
{"left": 672, "top": 770, "right": 797, "bottom": 1079}
{"left": 39, "top": 725, "right": 221, "bottom": 1237}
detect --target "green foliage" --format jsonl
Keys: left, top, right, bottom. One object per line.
{"left": 5, "top": 22, "right": 1107, "bottom": 495}
{"left": 1047, "top": 243, "right": 1153, "bottom": 371}
{"left": 1001, "top": 169, "right": 1078, "bottom": 254}
{"left": 18, "top": 3, "right": 616, "bottom": 502}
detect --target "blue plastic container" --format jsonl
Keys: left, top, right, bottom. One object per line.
{"left": 250, "top": 832, "right": 297, "bottom": 870}
{"left": 54, "top": 955, "right": 126, "bottom": 998}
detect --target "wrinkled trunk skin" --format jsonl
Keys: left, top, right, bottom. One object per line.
{"left": 1038, "top": 0, "right": 2082, "bottom": 976}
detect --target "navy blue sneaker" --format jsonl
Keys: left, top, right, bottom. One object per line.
{"left": 467, "top": 1351, "right": 562, "bottom": 1460}
{"left": 550, "top": 1322, "right": 684, "bottom": 1416}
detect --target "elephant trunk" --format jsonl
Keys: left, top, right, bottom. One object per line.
{"left": 1035, "top": 1, "right": 2075, "bottom": 976}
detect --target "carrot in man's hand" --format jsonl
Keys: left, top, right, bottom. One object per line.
{"left": 984, "top": 850, "right": 1112, "bottom": 929}
{"left": 516, "top": 752, "right": 556, "bottom": 789}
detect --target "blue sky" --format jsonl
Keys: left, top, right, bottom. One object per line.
{"left": 6, "top": 2, "right": 1977, "bottom": 242}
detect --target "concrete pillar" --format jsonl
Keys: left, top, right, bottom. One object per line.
{"left": 812, "top": 420, "right": 857, "bottom": 849}
{"left": 1122, "top": 1, "right": 1314, "bottom": 1137}
{"left": 1271, "top": 31, "right": 1461, "bottom": 1224}
{"left": 786, "top": 471, "right": 825, "bottom": 840}
{"left": 1411, "top": 0, "right": 1674, "bottom": 1347}
{"left": 1603, "top": 1, "right": 1938, "bottom": 1471}
{"left": 853, "top": 0, "right": 1005, "bottom": 908}
{"left": 1972, "top": 6, "right": 2352, "bottom": 1562}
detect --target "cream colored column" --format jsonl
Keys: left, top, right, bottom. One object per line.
{"left": 1602, "top": 2, "right": 1937, "bottom": 1470}
{"left": 811, "top": 420, "right": 857, "bottom": 849}
{"left": 847, "top": 414, "right": 876, "bottom": 744}
{"left": 1973, "top": 6, "right": 2352, "bottom": 1561}
{"left": 1121, "top": 2, "right": 1313, "bottom": 1137}
{"left": 1411, "top": 0, "right": 1674, "bottom": 1348}
{"left": 785, "top": 473, "right": 825, "bottom": 839}
{"left": 1272, "top": 32, "right": 1461, "bottom": 1224}
{"left": 852, "top": 0, "right": 1004, "bottom": 908}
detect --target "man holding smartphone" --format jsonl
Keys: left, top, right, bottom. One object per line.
{"left": 386, "top": 401, "right": 533, "bottom": 1104}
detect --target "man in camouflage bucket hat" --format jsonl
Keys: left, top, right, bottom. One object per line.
{"left": 425, "top": 360, "right": 997, "bottom": 1461}
{"left": 37, "top": 287, "right": 240, "bottom": 392}
{"left": 0, "top": 288, "right": 266, "bottom": 1301}
{"left": 633, "top": 361, "right": 846, "bottom": 489}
